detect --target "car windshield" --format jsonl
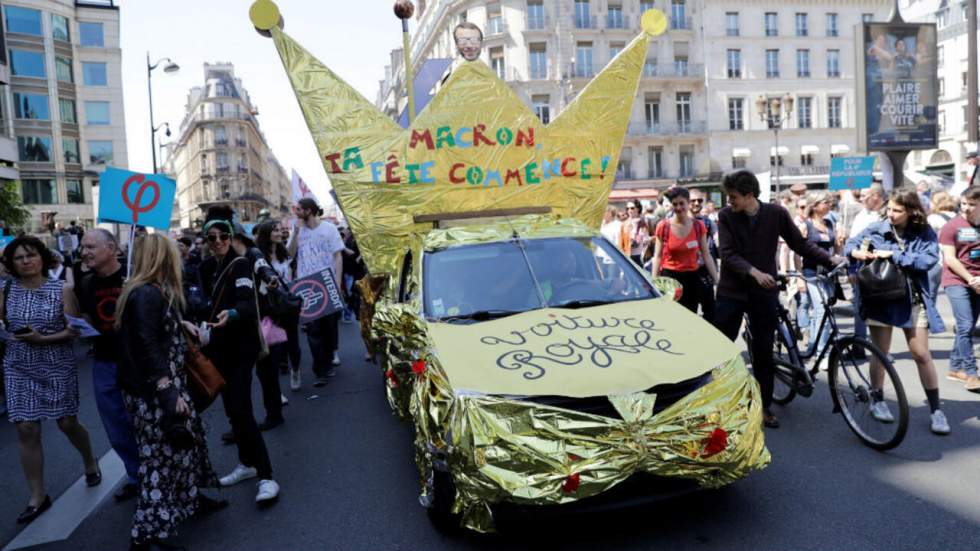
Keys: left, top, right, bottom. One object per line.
{"left": 423, "top": 236, "right": 657, "bottom": 322}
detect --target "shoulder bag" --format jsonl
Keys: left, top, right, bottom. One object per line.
{"left": 857, "top": 228, "right": 909, "bottom": 303}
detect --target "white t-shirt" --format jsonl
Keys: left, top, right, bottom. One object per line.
{"left": 848, "top": 208, "right": 882, "bottom": 239}
{"left": 295, "top": 222, "right": 344, "bottom": 279}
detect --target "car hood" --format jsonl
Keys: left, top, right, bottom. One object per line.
{"left": 426, "top": 298, "right": 739, "bottom": 398}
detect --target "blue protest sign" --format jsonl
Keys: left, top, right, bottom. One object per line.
{"left": 289, "top": 266, "right": 345, "bottom": 323}
{"left": 0, "top": 235, "right": 13, "bottom": 250}
{"left": 97, "top": 167, "right": 176, "bottom": 230}
{"left": 829, "top": 156, "right": 875, "bottom": 190}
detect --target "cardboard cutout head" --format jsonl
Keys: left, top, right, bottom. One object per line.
{"left": 453, "top": 22, "right": 483, "bottom": 61}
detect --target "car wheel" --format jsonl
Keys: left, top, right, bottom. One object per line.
{"left": 426, "top": 468, "right": 461, "bottom": 532}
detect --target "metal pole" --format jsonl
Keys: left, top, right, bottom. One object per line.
{"left": 774, "top": 123, "right": 781, "bottom": 195}
{"left": 147, "top": 52, "right": 158, "bottom": 173}
{"left": 401, "top": 19, "right": 416, "bottom": 124}
{"left": 967, "top": 0, "right": 977, "bottom": 143}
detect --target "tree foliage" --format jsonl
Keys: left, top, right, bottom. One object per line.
{"left": 0, "top": 181, "right": 30, "bottom": 229}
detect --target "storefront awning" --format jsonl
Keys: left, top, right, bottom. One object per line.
{"left": 831, "top": 144, "right": 851, "bottom": 154}
{"left": 732, "top": 147, "right": 752, "bottom": 158}
{"left": 770, "top": 146, "right": 789, "bottom": 156}
{"left": 801, "top": 145, "right": 820, "bottom": 155}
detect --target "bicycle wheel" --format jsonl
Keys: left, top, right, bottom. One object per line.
{"left": 772, "top": 358, "right": 798, "bottom": 405}
{"left": 828, "top": 337, "right": 909, "bottom": 451}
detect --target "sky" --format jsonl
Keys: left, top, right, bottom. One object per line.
{"left": 119, "top": 0, "right": 409, "bottom": 202}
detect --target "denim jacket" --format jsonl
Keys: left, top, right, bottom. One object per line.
{"left": 844, "top": 220, "right": 945, "bottom": 333}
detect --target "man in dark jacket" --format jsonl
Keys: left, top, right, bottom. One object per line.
{"left": 713, "top": 170, "right": 841, "bottom": 429}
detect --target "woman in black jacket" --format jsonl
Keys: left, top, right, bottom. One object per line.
{"left": 116, "top": 234, "right": 221, "bottom": 550}
{"left": 198, "top": 207, "right": 279, "bottom": 504}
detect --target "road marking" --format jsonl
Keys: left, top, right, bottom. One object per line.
{"left": 4, "top": 451, "right": 126, "bottom": 551}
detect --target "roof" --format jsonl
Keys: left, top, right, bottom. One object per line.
{"left": 422, "top": 214, "right": 596, "bottom": 251}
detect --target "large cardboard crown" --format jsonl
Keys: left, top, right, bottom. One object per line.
{"left": 250, "top": 0, "right": 665, "bottom": 275}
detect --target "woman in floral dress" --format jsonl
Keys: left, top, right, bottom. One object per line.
{"left": 115, "top": 234, "right": 222, "bottom": 550}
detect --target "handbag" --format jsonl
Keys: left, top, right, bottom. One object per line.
{"left": 857, "top": 258, "right": 909, "bottom": 302}
{"left": 180, "top": 322, "right": 225, "bottom": 411}
{"left": 260, "top": 316, "right": 288, "bottom": 345}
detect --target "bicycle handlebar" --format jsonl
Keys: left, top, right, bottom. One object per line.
{"left": 779, "top": 261, "right": 848, "bottom": 284}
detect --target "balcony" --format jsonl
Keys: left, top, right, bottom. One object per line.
{"left": 641, "top": 63, "right": 703, "bottom": 79}
{"left": 573, "top": 15, "right": 598, "bottom": 29}
{"left": 215, "top": 138, "right": 228, "bottom": 146}
{"left": 782, "top": 165, "right": 830, "bottom": 176}
{"left": 235, "top": 138, "right": 246, "bottom": 147}
{"left": 606, "top": 14, "right": 630, "bottom": 30}
{"left": 237, "top": 165, "right": 248, "bottom": 174}
{"left": 672, "top": 120, "right": 707, "bottom": 134}
{"left": 567, "top": 62, "right": 596, "bottom": 79}
{"left": 521, "top": 64, "right": 552, "bottom": 80}
{"left": 486, "top": 17, "right": 508, "bottom": 37}
{"left": 628, "top": 122, "right": 663, "bottom": 136}
{"left": 526, "top": 14, "right": 550, "bottom": 31}
{"left": 670, "top": 16, "right": 692, "bottom": 30}
{"left": 627, "top": 121, "right": 706, "bottom": 135}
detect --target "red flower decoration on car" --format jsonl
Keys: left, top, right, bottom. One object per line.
{"left": 384, "top": 368, "right": 399, "bottom": 387}
{"left": 561, "top": 473, "right": 581, "bottom": 493}
{"left": 701, "top": 428, "right": 728, "bottom": 458}
{"left": 411, "top": 359, "right": 426, "bottom": 376}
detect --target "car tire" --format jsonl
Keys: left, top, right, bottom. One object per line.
{"left": 426, "top": 468, "right": 461, "bottom": 533}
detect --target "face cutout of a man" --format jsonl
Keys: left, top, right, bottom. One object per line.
{"left": 454, "top": 23, "right": 483, "bottom": 62}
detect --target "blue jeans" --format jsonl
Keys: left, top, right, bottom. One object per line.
{"left": 945, "top": 285, "right": 980, "bottom": 376}
{"left": 92, "top": 360, "right": 140, "bottom": 483}
{"left": 796, "top": 291, "right": 811, "bottom": 337}
{"left": 806, "top": 278, "right": 834, "bottom": 355}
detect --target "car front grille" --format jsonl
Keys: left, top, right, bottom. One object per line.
{"left": 524, "top": 372, "right": 712, "bottom": 419}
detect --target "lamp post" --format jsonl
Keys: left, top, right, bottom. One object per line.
{"left": 394, "top": 1, "right": 416, "bottom": 124}
{"left": 756, "top": 93, "right": 794, "bottom": 197}
{"left": 147, "top": 52, "right": 180, "bottom": 173}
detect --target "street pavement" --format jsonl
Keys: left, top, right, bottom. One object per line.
{"left": 0, "top": 299, "right": 978, "bottom": 551}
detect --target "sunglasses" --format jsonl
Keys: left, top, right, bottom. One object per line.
{"left": 206, "top": 233, "right": 231, "bottom": 243}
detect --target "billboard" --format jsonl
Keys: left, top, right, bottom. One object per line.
{"left": 857, "top": 22, "right": 938, "bottom": 151}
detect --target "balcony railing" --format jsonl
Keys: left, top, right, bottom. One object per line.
{"left": 526, "top": 14, "right": 550, "bottom": 30}
{"left": 215, "top": 139, "right": 228, "bottom": 146}
{"left": 642, "top": 63, "right": 703, "bottom": 78}
{"left": 782, "top": 165, "right": 830, "bottom": 176}
{"left": 670, "top": 16, "right": 692, "bottom": 30}
{"left": 235, "top": 138, "right": 246, "bottom": 146}
{"left": 628, "top": 122, "right": 662, "bottom": 136}
{"left": 574, "top": 15, "right": 598, "bottom": 29}
{"left": 567, "top": 62, "right": 596, "bottom": 79}
{"left": 522, "top": 64, "right": 552, "bottom": 80}
{"left": 606, "top": 14, "right": 630, "bottom": 29}
{"left": 627, "top": 121, "right": 706, "bottom": 135}
{"left": 486, "top": 17, "right": 508, "bottom": 37}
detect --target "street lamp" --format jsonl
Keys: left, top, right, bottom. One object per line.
{"left": 147, "top": 53, "right": 180, "bottom": 173}
{"left": 756, "top": 93, "right": 794, "bottom": 196}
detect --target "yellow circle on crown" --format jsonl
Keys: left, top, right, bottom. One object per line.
{"left": 641, "top": 9, "right": 667, "bottom": 36}
{"left": 249, "top": 0, "right": 281, "bottom": 30}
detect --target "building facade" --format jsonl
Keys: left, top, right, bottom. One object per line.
{"left": 163, "top": 62, "right": 291, "bottom": 229}
{"left": 378, "top": 0, "right": 891, "bottom": 202}
{"left": 2, "top": 0, "right": 127, "bottom": 232}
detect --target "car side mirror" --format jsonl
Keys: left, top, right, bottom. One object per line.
{"left": 652, "top": 276, "right": 683, "bottom": 301}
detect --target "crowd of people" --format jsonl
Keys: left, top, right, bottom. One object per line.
{"left": 605, "top": 171, "right": 980, "bottom": 435}
{"left": 0, "top": 197, "right": 365, "bottom": 550}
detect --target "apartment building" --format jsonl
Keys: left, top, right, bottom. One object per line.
{"left": 163, "top": 62, "right": 291, "bottom": 229}
{"left": 2, "top": 0, "right": 127, "bottom": 232}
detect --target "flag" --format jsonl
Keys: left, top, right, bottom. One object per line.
{"left": 291, "top": 168, "right": 316, "bottom": 203}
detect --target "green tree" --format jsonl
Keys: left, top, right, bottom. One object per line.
{"left": 0, "top": 181, "right": 30, "bottom": 230}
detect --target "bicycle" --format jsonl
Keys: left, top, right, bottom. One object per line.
{"left": 742, "top": 263, "right": 909, "bottom": 450}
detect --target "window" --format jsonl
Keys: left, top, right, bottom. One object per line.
{"left": 796, "top": 49, "right": 810, "bottom": 77}
{"left": 217, "top": 151, "right": 229, "bottom": 170}
{"left": 797, "top": 97, "right": 812, "bottom": 128}
{"left": 726, "top": 12, "right": 739, "bottom": 36}
{"left": 10, "top": 50, "right": 46, "bottom": 78}
{"left": 644, "top": 96, "right": 660, "bottom": 130}
{"left": 527, "top": 1, "right": 545, "bottom": 30}
{"left": 827, "top": 49, "right": 840, "bottom": 78}
{"left": 487, "top": 6, "right": 504, "bottom": 35}
{"left": 670, "top": 0, "right": 687, "bottom": 30}
{"left": 640, "top": 1, "right": 654, "bottom": 13}
{"left": 214, "top": 126, "right": 227, "bottom": 145}
{"left": 607, "top": 4, "right": 624, "bottom": 29}
{"left": 938, "top": 45, "right": 945, "bottom": 68}
{"left": 490, "top": 47, "right": 505, "bottom": 79}
{"left": 963, "top": 71, "right": 969, "bottom": 93}
{"left": 801, "top": 153, "right": 814, "bottom": 167}
{"left": 13, "top": 93, "right": 50, "bottom": 120}
{"left": 862, "top": 13, "right": 873, "bottom": 23}
{"left": 532, "top": 95, "right": 550, "bottom": 124}
{"left": 728, "top": 98, "right": 744, "bottom": 130}
{"left": 51, "top": 14, "right": 70, "bottom": 41}
{"left": 795, "top": 13, "right": 808, "bottom": 36}
{"left": 575, "top": 42, "right": 593, "bottom": 77}
{"left": 4, "top": 6, "right": 42, "bottom": 36}
{"left": 828, "top": 96, "right": 842, "bottom": 128}
{"left": 648, "top": 146, "right": 663, "bottom": 178}
{"left": 88, "top": 140, "right": 113, "bottom": 164}
{"left": 939, "top": 77, "right": 945, "bottom": 98}
{"left": 939, "top": 109, "right": 946, "bottom": 133}
{"left": 937, "top": 8, "right": 949, "bottom": 28}
{"left": 727, "top": 49, "right": 741, "bottom": 78}
{"left": 79, "top": 22, "right": 104, "bottom": 47}
{"left": 18, "top": 136, "right": 53, "bottom": 162}
{"left": 770, "top": 153, "right": 783, "bottom": 167}
{"left": 679, "top": 147, "right": 694, "bottom": 178}
{"left": 676, "top": 91, "right": 692, "bottom": 131}
{"left": 609, "top": 42, "right": 624, "bottom": 59}
{"left": 66, "top": 180, "right": 84, "bottom": 204}
{"left": 674, "top": 56, "right": 688, "bottom": 76}
{"left": 236, "top": 129, "right": 246, "bottom": 146}
{"left": 21, "top": 180, "right": 56, "bottom": 204}
{"left": 529, "top": 43, "right": 547, "bottom": 79}
{"left": 644, "top": 58, "right": 657, "bottom": 77}
{"left": 574, "top": 0, "right": 591, "bottom": 29}
{"left": 765, "top": 12, "right": 778, "bottom": 36}
{"left": 766, "top": 49, "right": 780, "bottom": 78}
{"left": 732, "top": 156, "right": 746, "bottom": 169}
{"left": 63, "top": 138, "right": 80, "bottom": 163}
{"left": 826, "top": 13, "right": 838, "bottom": 37}
{"left": 56, "top": 56, "right": 73, "bottom": 83}
{"left": 85, "top": 101, "right": 110, "bottom": 125}
{"left": 82, "top": 62, "right": 108, "bottom": 86}
{"left": 59, "top": 98, "right": 77, "bottom": 123}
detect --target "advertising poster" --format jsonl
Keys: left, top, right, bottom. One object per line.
{"left": 859, "top": 22, "right": 938, "bottom": 151}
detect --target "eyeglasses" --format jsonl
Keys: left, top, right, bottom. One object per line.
{"left": 206, "top": 233, "right": 231, "bottom": 243}
{"left": 456, "top": 37, "right": 481, "bottom": 45}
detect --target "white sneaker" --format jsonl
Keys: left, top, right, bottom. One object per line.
{"left": 289, "top": 368, "right": 301, "bottom": 392}
{"left": 816, "top": 358, "right": 829, "bottom": 372}
{"left": 256, "top": 479, "right": 280, "bottom": 503}
{"left": 332, "top": 352, "right": 341, "bottom": 366}
{"left": 870, "top": 401, "right": 895, "bottom": 423}
{"left": 220, "top": 464, "right": 257, "bottom": 487}
{"left": 930, "top": 410, "right": 951, "bottom": 435}
{"left": 280, "top": 393, "right": 289, "bottom": 406}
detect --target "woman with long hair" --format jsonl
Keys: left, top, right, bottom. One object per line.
{"left": 798, "top": 191, "right": 840, "bottom": 369}
{"left": 255, "top": 220, "right": 302, "bottom": 392}
{"left": 115, "top": 234, "right": 223, "bottom": 550}
{"left": 846, "top": 188, "right": 950, "bottom": 435}
{"left": 651, "top": 187, "right": 718, "bottom": 318}
{"left": 1, "top": 236, "right": 99, "bottom": 524}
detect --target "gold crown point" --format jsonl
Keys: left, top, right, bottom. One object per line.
{"left": 640, "top": 9, "right": 667, "bottom": 36}
{"left": 250, "top": 0, "right": 282, "bottom": 33}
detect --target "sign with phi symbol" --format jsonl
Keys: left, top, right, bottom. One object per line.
{"left": 97, "top": 167, "right": 177, "bottom": 230}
